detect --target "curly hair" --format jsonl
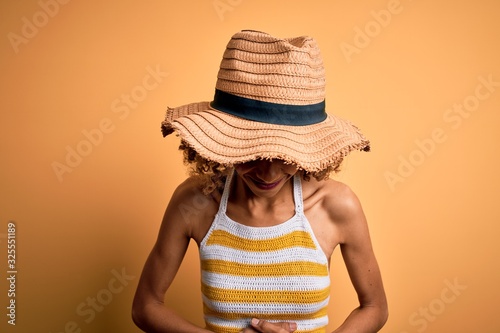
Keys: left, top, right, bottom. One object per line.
{"left": 179, "top": 141, "right": 341, "bottom": 195}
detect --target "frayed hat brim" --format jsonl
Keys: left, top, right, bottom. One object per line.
{"left": 161, "top": 101, "right": 370, "bottom": 172}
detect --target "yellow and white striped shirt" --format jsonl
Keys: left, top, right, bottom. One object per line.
{"left": 199, "top": 171, "right": 330, "bottom": 333}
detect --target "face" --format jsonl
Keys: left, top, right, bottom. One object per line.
{"left": 233, "top": 159, "right": 298, "bottom": 197}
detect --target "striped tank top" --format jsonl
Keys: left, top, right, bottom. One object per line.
{"left": 199, "top": 170, "right": 331, "bottom": 333}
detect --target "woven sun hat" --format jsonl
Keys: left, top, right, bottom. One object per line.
{"left": 161, "top": 30, "right": 370, "bottom": 172}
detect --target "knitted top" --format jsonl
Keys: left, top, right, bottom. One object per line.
{"left": 199, "top": 170, "right": 331, "bottom": 333}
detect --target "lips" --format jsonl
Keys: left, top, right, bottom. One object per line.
{"left": 250, "top": 177, "right": 283, "bottom": 190}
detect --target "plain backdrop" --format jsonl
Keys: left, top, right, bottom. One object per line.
{"left": 1, "top": 1, "right": 499, "bottom": 332}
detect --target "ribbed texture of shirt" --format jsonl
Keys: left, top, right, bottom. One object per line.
{"left": 199, "top": 170, "right": 330, "bottom": 333}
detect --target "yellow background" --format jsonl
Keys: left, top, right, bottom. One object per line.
{"left": 1, "top": 0, "right": 499, "bottom": 332}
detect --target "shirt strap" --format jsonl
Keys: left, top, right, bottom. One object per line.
{"left": 219, "top": 168, "right": 234, "bottom": 214}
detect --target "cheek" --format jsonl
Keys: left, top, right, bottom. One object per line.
{"left": 233, "top": 165, "right": 246, "bottom": 174}
{"left": 282, "top": 164, "right": 299, "bottom": 175}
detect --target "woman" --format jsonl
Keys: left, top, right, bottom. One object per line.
{"left": 132, "top": 30, "right": 388, "bottom": 333}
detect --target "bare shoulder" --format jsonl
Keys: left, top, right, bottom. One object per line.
{"left": 302, "top": 177, "right": 366, "bottom": 245}
{"left": 322, "top": 179, "right": 363, "bottom": 221}
{"left": 171, "top": 175, "right": 220, "bottom": 208}
{"left": 303, "top": 177, "right": 362, "bottom": 218}
{"left": 165, "top": 175, "right": 220, "bottom": 243}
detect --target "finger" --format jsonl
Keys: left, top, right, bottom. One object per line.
{"left": 278, "top": 322, "right": 297, "bottom": 333}
{"left": 277, "top": 321, "right": 297, "bottom": 333}
{"left": 239, "top": 328, "right": 259, "bottom": 333}
{"left": 251, "top": 318, "right": 297, "bottom": 333}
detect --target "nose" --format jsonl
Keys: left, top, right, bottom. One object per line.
{"left": 253, "top": 160, "right": 283, "bottom": 182}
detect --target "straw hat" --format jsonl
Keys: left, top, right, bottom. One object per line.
{"left": 161, "top": 30, "right": 370, "bottom": 172}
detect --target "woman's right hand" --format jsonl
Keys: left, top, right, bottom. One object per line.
{"left": 240, "top": 318, "right": 297, "bottom": 333}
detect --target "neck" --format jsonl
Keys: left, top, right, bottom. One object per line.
{"left": 233, "top": 174, "right": 295, "bottom": 209}
{"left": 225, "top": 173, "right": 296, "bottom": 227}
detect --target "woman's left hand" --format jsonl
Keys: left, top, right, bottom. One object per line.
{"left": 240, "top": 318, "right": 297, "bottom": 333}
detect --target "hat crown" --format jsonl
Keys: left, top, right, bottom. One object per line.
{"left": 215, "top": 30, "right": 326, "bottom": 105}
{"left": 162, "top": 30, "right": 370, "bottom": 173}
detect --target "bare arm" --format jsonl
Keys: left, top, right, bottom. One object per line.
{"left": 132, "top": 179, "right": 213, "bottom": 333}
{"left": 132, "top": 178, "right": 307, "bottom": 333}
{"left": 327, "top": 184, "right": 388, "bottom": 333}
